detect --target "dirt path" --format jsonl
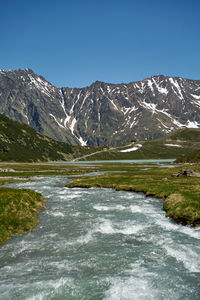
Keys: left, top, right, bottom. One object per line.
{"left": 72, "top": 148, "right": 115, "bottom": 161}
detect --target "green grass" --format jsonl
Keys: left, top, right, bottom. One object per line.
{"left": 0, "top": 161, "right": 200, "bottom": 245}
{"left": 0, "top": 162, "right": 101, "bottom": 244}
{"left": 0, "top": 113, "right": 200, "bottom": 162}
{"left": 0, "top": 113, "right": 74, "bottom": 162}
{"left": 176, "top": 149, "right": 200, "bottom": 163}
{"left": 77, "top": 128, "right": 200, "bottom": 161}
{"left": 0, "top": 188, "right": 47, "bottom": 244}
{"left": 67, "top": 163, "right": 200, "bottom": 226}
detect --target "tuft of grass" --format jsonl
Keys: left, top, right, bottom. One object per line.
{"left": 0, "top": 188, "right": 47, "bottom": 244}
{"left": 163, "top": 193, "right": 200, "bottom": 225}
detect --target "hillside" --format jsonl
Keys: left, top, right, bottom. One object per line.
{"left": 0, "top": 113, "right": 110, "bottom": 162}
{"left": 175, "top": 149, "right": 200, "bottom": 163}
{"left": 76, "top": 128, "right": 200, "bottom": 160}
{"left": 0, "top": 113, "right": 199, "bottom": 162}
{"left": 0, "top": 113, "right": 74, "bottom": 162}
{"left": 0, "top": 69, "right": 200, "bottom": 146}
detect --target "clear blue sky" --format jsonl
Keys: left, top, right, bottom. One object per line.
{"left": 1, "top": 0, "right": 200, "bottom": 87}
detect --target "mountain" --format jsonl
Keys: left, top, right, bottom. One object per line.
{"left": 0, "top": 113, "right": 108, "bottom": 162}
{"left": 0, "top": 68, "right": 200, "bottom": 146}
{"left": 0, "top": 113, "right": 73, "bottom": 162}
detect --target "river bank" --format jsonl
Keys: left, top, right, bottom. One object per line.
{"left": 0, "top": 162, "right": 98, "bottom": 244}
{"left": 0, "top": 187, "right": 47, "bottom": 244}
{"left": 0, "top": 175, "right": 200, "bottom": 299}
{"left": 67, "top": 163, "right": 200, "bottom": 226}
{"left": 0, "top": 161, "right": 200, "bottom": 244}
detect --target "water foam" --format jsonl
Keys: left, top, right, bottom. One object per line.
{"left": 104, "top": 276, "right": 158, "bottom": 300}
{"left": 2, "top": 176, "right": 200, "bottom": 299}
{"left": 97, "top": 219, "right": 146, "bottom": 235}
{"left": 47, "top": 211, "right": 65, "bottom": 217}
{"left": 93, "top": 204, "right": 126, "bottom": 211}
{"left": 165, "top": 246, "right": 200, "bottom": 273}
{"left": 26, "top": 277, "right": 74, "bottom": 300}
{"left": 156, "top": 218, "right": 200, "bottom": 239}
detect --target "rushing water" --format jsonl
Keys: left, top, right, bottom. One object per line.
{"left": 0, "top": 176, "right": 200, "bottom": 300}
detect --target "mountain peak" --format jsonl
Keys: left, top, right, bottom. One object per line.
{"left": 0, "top": 68, "right": 200, "bottom": 146}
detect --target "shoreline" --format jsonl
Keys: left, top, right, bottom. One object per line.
{"left": 1, "top": 161, "right": 199, "bottom": 244}
{"left": 66, "top": 164, "right": 200, "bottom": 227}
{"left": 68, "top": 182, "right": 200, "bottom": 226}
{"left": 0, "top": 188, "right": 47, "bottom": 244}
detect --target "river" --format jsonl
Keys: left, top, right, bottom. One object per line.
{"left": 0, "top": 175, "right": 200, "bottom": 299}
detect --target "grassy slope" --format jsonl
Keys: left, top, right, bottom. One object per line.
{"left": 67, "top": 163, "right": 200, "bottom": 226}
{"left": 0, "top": 113, "right": 74, "bottom": 162}
{"left": 176, "top": 149, "right": 200, "bottom": 163}
{"left": 77, "top": 128, "right": 200, "bottom": 161}
{"left": 0, "top": 113, "right": 200, "bottom": 162}
{"left": 0, "top": 113, "right": 115, "bottom": 162}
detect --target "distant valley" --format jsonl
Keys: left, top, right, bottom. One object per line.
{"left": 0, "top": 112, "right": 199, "bottom": 162}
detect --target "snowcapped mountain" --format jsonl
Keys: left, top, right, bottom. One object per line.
{"left": 0, "top": 68, "right": 200, "bottom": 146}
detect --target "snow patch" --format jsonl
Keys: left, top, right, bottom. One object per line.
{"left": 191, "top": 94, "right": 200, "bottom": 100}
{"left": 165, "top": 144, "right": 182, "bottom": 147}
{"left": 70, "top": 118, "right": 77, "bottom": 134}
{"left": 107, "top": 97, "right": 118, "bottom": 110}
{"left": 28, "top": 74, "right": 54, "bottom": 98}
{"left": 156, "top": 118, "right": 170, "bottom": 129}
{"left": 186, "top": 121, "right": 200, "bottom": 128}
{"left": 152, "top": 78, "right": 168, "bottom": 95}
{"left": 130, "top": 117, "right": 138, "bottom": 128}
{"left": 100, "top": 87, "right": 104, "bottom": 94}
{"left": 135, "top": 82, "right": 145, "bottom": 93}
{"left": 141, "top": 102, "right": 185, "bottom": 128}
{"left": 169, "top": 78, "right": 184, "bottom": 100}
{"left": 77, "top": 136, "right": 87, "bottom": 146}
{"left": 141, "top": 101, "right": 157, "bottom": 114}
{"left": 49, "top": 113, "right": 65, "bottom": 129}
{"left": 70, "top": 91, "right": 82, "bottom": 115}
{"left": 112, "top": 130, "right": 118, "bottom": 136}
{"left": 147, "top": 79, "right": 155, "bottom": 96}
{"left": 122, "top": 106, "right": 138, "bottom": 115}
{"left": 59, "top": 89, "right": 70, "bottom": 127}
{"left": 80, "top": 92, "right": 90, "bottom": 110}
{"left": 107, "top": 86, "right": 111, "bottom": 93}
{"left": 120, "top": 144, "right": 142, "bottom": 152}
{"left": 171, "top": 118, "right": 184, "bottom": 128}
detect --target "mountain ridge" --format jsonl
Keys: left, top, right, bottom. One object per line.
{"left": 2, "top": 68, "right": 199, "bottom": 88}
{"left": 0, "top": 68, "right": 200, "bottom": 146}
